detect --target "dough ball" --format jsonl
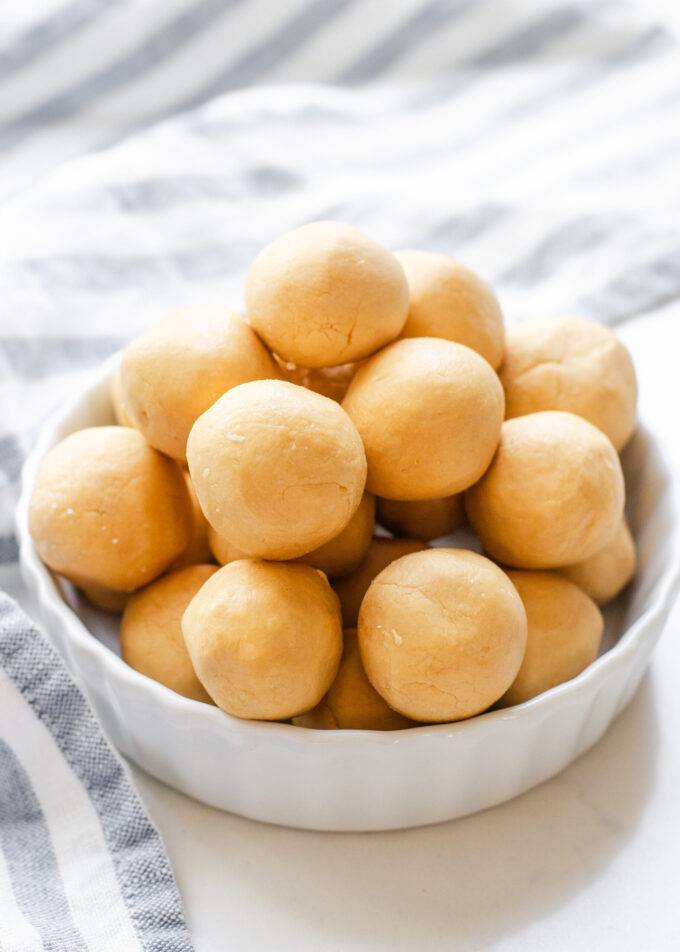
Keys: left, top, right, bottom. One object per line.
{"left": 500, "top": 316, "right": 637, "bottom": 451}
{"left": 110, "top": 364, "right": 133, "bottom": 427}
{"left": 121, "top": 564, "right": 216, "bottom": 703}
{"left": 561, "top": 516, "right": 636, "bottom": 605}
{"left": 182, "top": 560, "right": 343, "bottom": 720}
{"left": 499, "top": 571, "right": 604, "bottom": 706}
{"left": 376, "top": 494, "right": 464, "bottom": 541}
{"left": 169, "top": 472, "right": 214, "bottom": 570}
{"left": 333, "top": 537, "right": 427, "bottom": 627}
{"left": 358, "top": 549, "right": 527, "bottom": 722}
{"left": 29, "top": 427, "right": 193, "bottom": 591}
{"left": 293, "top": 628, "right": 413, "bottom": 730}
{"left": 208, "top": 495, "right": 373, "bottom": 578}
{"left": 187, "top": 379, "right": 367, "bottom": 560}
{"left": 245, "top": 221, "right": 409, "bottom": 367}
{"left": 297, "top": 492, "right": 375, "bottom": 578}
{"left": 120, "top": 305, "right": 280, "bottom": 462}
{"left": 207, "top": 525, "right": 247, "bottom": 565}
{"left": 465, "top": 411, "right": 624, "bottom": 568}
{"left": 396, "top": 251, "right": 505, "bottom": 368}
{"left": 342, "top": 337, "right": 504, "bottom": 499}
{"left": 275, "top": 357, "right": 361, "bottom": 403}
{"left": 81, "top": 585, "right": 130, "bottom": 613}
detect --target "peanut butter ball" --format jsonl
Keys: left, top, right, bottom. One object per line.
{"left": 342, "top": 338, "right": 504, "bottom": 499}
{"left": 207, "top": 525, "right": 247, "bottom": 565}
{"left": 121, "top": 565, "right": 216, "bottom": 702}
{"left": 333, "top": 537, "right": 427, "bottom": 627}
{"left": 500, "top": 316, "right": 637, "bottom": 450}
{"left": 182, "top": 560, "right": 343, "bottom": 720}
{"left": 187, "top": 379, "right": 367, "bottom": 560}
{"left": 110, "top": 364, "right": 133, "bottom": 427}
{"left": 29, "top": 427, "right": 193, "bottom": 591}
{"left": 376, "top": 494, "right": 464, "bottom": 541}
{"left": 120, "top": 306, "right": 280, "bottom": 462}
{"left": 396, "top": 251, "right": 505, "bottom": 368}
{"left": 275, "top": 357, "right": 361, "bottom": 403}
{"left": 561, "top": 516, "right": 636, "bottom": 605}
{"left": 499, "top": 571, "right": 603, "bottom": 706}
{"left": 465, "top": 412, "right": 624, "bottom": 569}
{"left": 293, "top": 629, "right": 413, "bottom": 730}
{"left": 81, "top": 585, "right": 130, "bottom": 613}
{"left": 245, "top": 221, "right": 409, "bottom": 367}
{"left": 169, "top": 472, "right": 214, "bottom": 570}
{"left": 358, "top": 549, "right": 527, "bottom": 722}
{"left": 208, "top": 494, "right": 374, "bottom": 578}
{"left": 297, "top": 492, "right": 375, "bottom": 578}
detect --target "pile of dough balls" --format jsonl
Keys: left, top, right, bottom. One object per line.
{"left": 28, "top": 220, "right": 638, "bottom": 730}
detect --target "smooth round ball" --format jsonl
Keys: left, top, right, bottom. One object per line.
{"left": 376, "top": 494, "right": 464, "bottom": 541}
{"left": 182, "top": 560, "right": 343, "bottom": 720}
{"left": 358, "top": 549, "right": 527, "bottom": 722}
{"left": 293, "top": 629, "right": 413, "bottom": 731}
{"left": 333, "top": 537, "right": 427, "bottom": 627}
{"left": 110, "top": 364, "right": 133, "bottom": 427}
{"left": 499, "top": 571, "right": 604, "bottom": 706}
{"left": 275, "top": 357, "right": 361, "bottom": 403}
{"left": 187, "top": 379, "right": 367, "bottom": 560}
{"left": 561, "top": 516, "right": 636, "bottom": 605}
{"left": 169, "top": 472, "right": 214, "bottom": 570}
{"left": 396, "top": 251, "right": 505, "bottom": 368}
{"left": 208, "top": 496, "right": 374, "bottom": 579}
{"left": 500, "top": 316, "right": 637, "bottom": 451}
{"left": 297, "top": 492, "right": 375, "bottom": 578}
{"left": 207, "top": 525, "right": 248, "bottom": 566}
{"left": 121, "top": 565, "right": 216, "bottom": 702}
{"left": 121, "top": 306, "right": 280, "bottom": 461}
{"left": 465, "top": 412, "right": 625, "bottom": 568}
{"left": 81, "top": 585, "right": 130, "bottom": 613}
{"left": 342, "top": 338, "right": 504, "bottom": 499}
{"left": 245, "top": 221, "right": 409, "bottom": 367}
{"left": 29, "top": 427, "right": 193, "bottom": 591}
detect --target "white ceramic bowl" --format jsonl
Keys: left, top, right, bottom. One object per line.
{"left": 16, "top": 354, "right": 680, "bottom": 831}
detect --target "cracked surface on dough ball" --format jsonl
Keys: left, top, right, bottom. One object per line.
{"left": 358, "top": 548, "right": 527, "bottom": 722}
{"left": 333, "top": 537, "right": 427, "bottom": 627}
{"left": 465, "top": 411, "right": 625, "bottom": 569}
{"left": 246, "top": 221, "right": 409, "bottom": 367}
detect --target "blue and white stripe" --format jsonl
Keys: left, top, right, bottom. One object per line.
{"left": 0, "top": 594, "right": 193, "bottom": 951}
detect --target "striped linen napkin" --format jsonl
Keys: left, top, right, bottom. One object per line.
{"left": 1, "top": 1, "right": 680, "bottom": 947}
{"left": 0, "top": 593, "right": 193, "bottom": 951}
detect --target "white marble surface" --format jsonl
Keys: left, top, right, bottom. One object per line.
{"left": 124, "top": 310, "right": 680, "bottom": 952}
